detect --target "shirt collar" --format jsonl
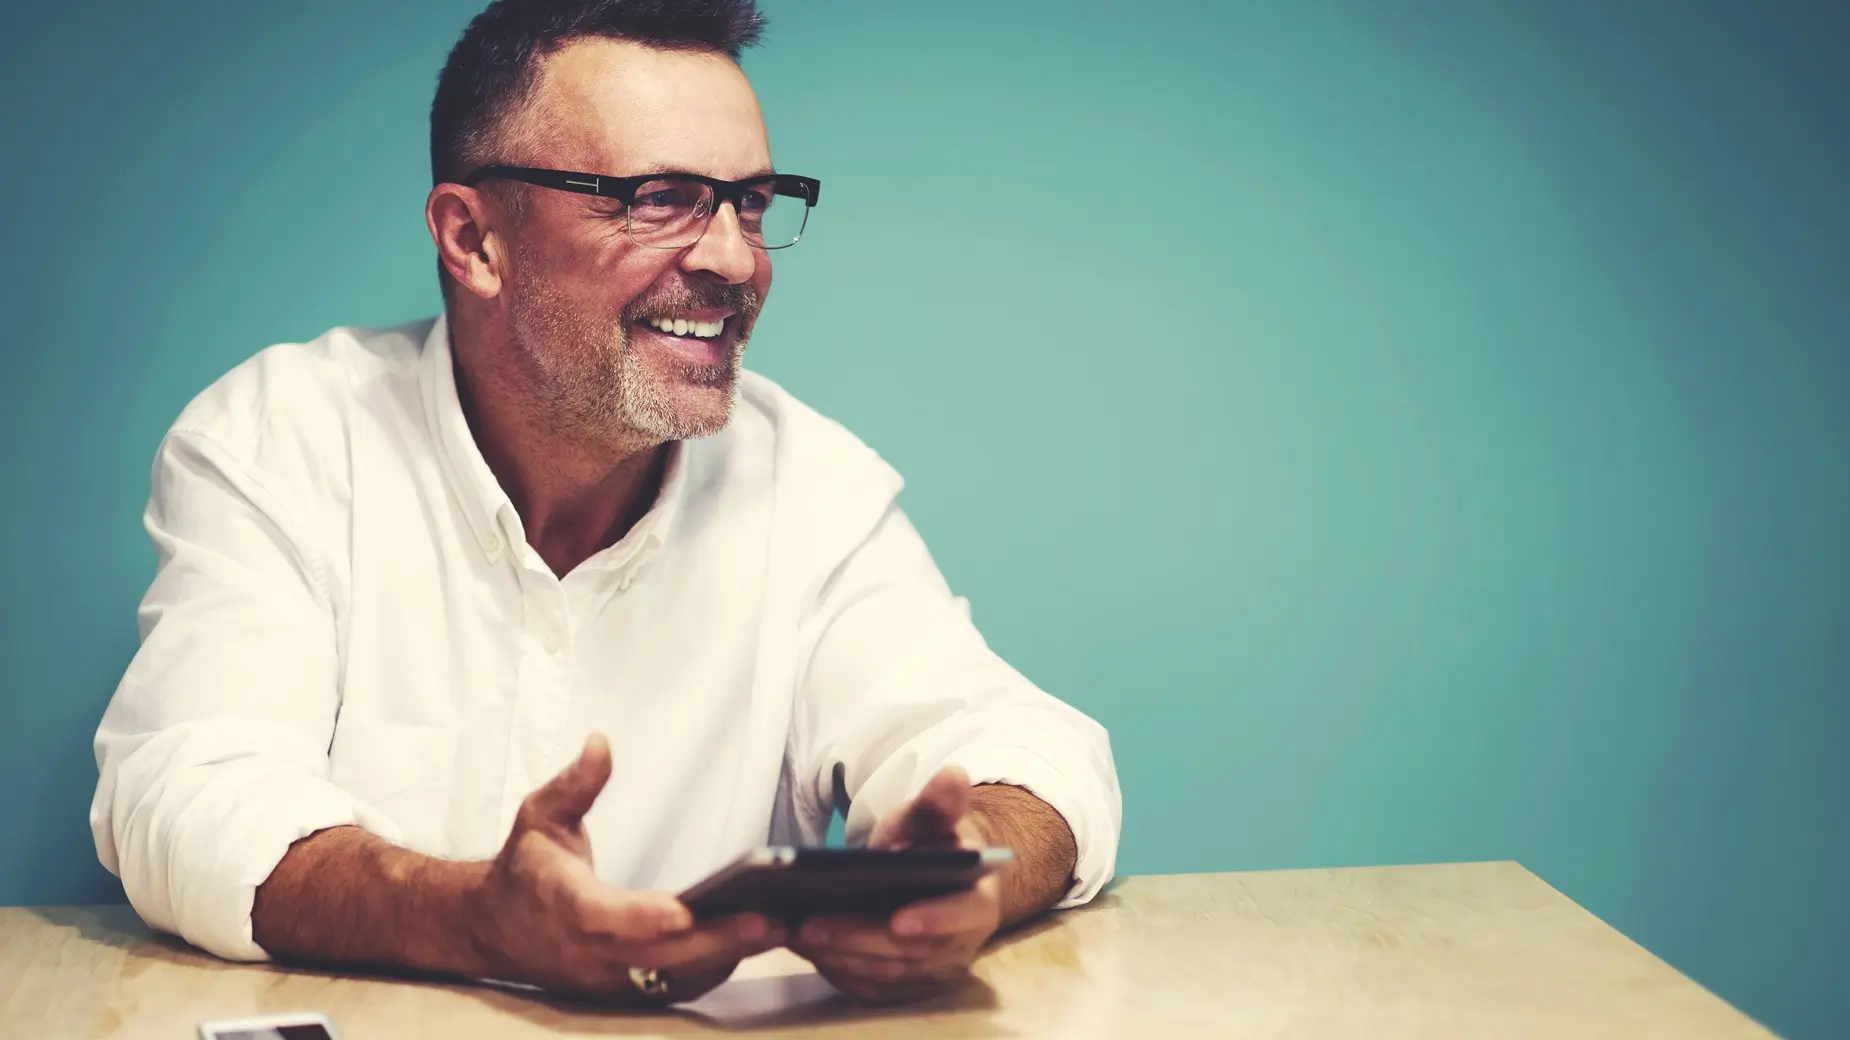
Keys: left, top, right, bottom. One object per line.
{"left": 418, "top": 313, "right": 687, "bottom": 583}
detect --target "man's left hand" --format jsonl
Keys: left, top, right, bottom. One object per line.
{"left": 789, "top": 767, "right": 1002, "bottom": 1004}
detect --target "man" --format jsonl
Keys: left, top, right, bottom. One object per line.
{"left": 90, "top": 0, "right": 1119, "bottom": 1008}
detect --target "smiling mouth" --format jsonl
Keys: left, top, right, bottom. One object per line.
{"left": 643, "top": 315, "right": 728, "bottom": 340}
{"left": 631, "top": 312, "right": 739, "bottom": 367}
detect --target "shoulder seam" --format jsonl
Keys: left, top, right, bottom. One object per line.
{"left": 161, "top": 426, "right": 336, "bottom": 610}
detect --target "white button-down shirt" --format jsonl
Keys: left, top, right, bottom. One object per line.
{"left": 91, "top": 316, "right": 1121, "bottom": 962}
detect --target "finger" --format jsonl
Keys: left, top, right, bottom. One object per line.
{"left": 521, "top": 735, "right": 613, "bottom": 829}
{"left": 831, "top": 976, "right": 952, "bottom": 1007}
{"left": 953, "top": 815, "right": 992, "bottom": 852}
{"left": 626, "top": 913, "right": 788, "bottom": 973}
{"left": 804, "top": 949, "right": 915, "bottom": 982}
{"left": 808, "top": 953, "right": 972, "bottom": 1004}
{"left": 796, "top": 918, "right": 952, "bottom": 959}
{"left": 867, "top": 802, "right": 905, "bottom": 849}
{"left": 813, "top": 943, "right": 978, "bottom": 980}
{"left": 890, "top": 885, "right": 996, "bottom": 938}
{"left": 880, "top": 767, "right": 972, "bottom": 850}
{"left": 571, "top": 879, "right": 694, "bottom": 940}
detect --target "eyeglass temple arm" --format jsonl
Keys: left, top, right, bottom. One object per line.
{"left": 463, "top": 166, "right": 644, "bottom": 202}
{"left": 780, "top": 178, "right": 820, "bottom": 205}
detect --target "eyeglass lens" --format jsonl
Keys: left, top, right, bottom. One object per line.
{"left": 626, "top": 177, "right": 810, "bottom": 249}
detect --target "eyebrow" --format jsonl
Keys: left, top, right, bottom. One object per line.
{"left": 628, "top": 164, "right": 779, "bottom": 180}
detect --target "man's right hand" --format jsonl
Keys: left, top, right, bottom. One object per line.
{"left": 464, "top": 734, "right": 785, "bottom": 1002}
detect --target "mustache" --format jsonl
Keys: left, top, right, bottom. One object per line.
{"left": 622, "top": 281, "right": 762, "bottom": 323}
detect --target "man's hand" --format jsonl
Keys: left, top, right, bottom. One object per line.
{"left": 790, "top": 767, "right": 1004, "bottom": 1005}
{"left": 466, "top": 734, "right": 786, "bottom": 1001}
{"left": 254, "top": 735, "right": 783, "bottom": 1006}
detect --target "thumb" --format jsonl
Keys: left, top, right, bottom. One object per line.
{"left": 522, "top": 734, "right": 613, "bottom": 830}
{"left": 877, "top": 767, "right": 971, "bottom": 849}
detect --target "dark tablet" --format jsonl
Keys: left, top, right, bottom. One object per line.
{"left": 679, "top": 846, "right": 1015, "bottom": 920}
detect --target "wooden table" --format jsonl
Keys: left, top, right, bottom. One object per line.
{"left": 0, "top": 862, "right": 1773, "bottom": 1039}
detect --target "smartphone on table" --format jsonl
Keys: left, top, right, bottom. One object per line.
{"left": 197, "top": 1012, "right": 339, "bottom": 1040}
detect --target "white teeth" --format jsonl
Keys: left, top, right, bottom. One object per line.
{"left": 647, "top": 316, "right": 725, "bottom": 339}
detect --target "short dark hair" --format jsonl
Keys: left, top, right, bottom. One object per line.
{"left": 430, "top": 0, "right": 767, "bottom": 187}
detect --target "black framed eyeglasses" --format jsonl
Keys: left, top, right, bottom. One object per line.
{"left": 462, "top": 165, "right": 821, "bottom": 250}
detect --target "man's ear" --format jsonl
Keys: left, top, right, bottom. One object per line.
{"left": 427, "top": 183, "right": 506, "bottom": 299}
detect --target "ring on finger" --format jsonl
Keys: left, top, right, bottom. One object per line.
{"left": 629, "top": 964, "right": 673, "bottom": 1001}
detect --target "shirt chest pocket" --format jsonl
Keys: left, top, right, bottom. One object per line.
{"left": 328, "top": 717, "right": 459, "bottom": 856}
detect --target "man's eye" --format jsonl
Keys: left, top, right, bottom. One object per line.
{"left": 635, "top": 190, "right": 684, "bottom": 208}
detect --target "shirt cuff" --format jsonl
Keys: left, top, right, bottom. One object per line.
{"left": 939, "top": 746, "right": 1118, "bottom": 908}
{"left": 166, "top": 784, "right": 403, "bottom": 962}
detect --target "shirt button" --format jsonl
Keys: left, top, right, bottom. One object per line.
{"left": 483, "top": 531, "right": 502, "bottom": 562}
{"left": 543, "top": 631, "right": 564, "bottom": 654}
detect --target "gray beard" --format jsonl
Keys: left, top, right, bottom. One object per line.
{"left": 609, "top": 327, "right": 746, "bottom": 441}
{"left": 505, "top": 274, "right": 749, "bottom": 443}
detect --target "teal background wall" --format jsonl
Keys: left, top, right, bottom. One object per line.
{"left": 2, "top": 0, "right": 1845, "bottom": 1034}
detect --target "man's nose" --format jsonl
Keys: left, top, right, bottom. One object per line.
{"left": 682, "top": 201, "right": 756, "bottom": 284}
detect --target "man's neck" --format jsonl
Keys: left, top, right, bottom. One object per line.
{"left": 451, "top": 344, "right": 668, "bottom": 579}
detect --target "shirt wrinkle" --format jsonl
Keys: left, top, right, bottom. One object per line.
{"left": 90, "top": 315, "right": 1121, "bottom": 963}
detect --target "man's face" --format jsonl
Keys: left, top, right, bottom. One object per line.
{"left": 497, "top": 38, "right": 775, "bottom": 442}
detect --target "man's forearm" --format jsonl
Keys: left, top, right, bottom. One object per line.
{"left": 966, "top": 784, "right": 1079, "bottom": 927}
{"left": 251, "top": 825, "right": 490, "bottom": 977}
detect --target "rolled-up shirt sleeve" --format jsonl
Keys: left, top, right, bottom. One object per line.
{"left": 91, "top": 429, "right": 398, "bottom": 961}
{"left": 790, "top": 503, "right": 1121, "bottom": 907}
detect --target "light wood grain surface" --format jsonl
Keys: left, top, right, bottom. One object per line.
{"left": 0, "top": 862, "right": 1773, "bottom": 1039}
